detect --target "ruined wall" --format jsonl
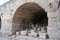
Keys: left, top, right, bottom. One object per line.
{"left": 0, "top": 0, "right": 60, "bottom": 39}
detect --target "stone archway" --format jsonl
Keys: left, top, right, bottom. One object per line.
{"left": 12, "top": 2, "right": 48, "bottom": 35}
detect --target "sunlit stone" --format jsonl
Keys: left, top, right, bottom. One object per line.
{"left": 20, "top": 30, "right": 28, "bottom": 36}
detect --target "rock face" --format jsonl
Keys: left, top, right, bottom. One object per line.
{"left": 0, "top": 0, "right": 60, "bottom": 40}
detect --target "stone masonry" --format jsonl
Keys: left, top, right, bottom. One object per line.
{"left": 0, "top": 0, "right": 60, "bottom": 40}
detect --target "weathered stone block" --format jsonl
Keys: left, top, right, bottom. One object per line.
{"left": 16, "top": 31, "right": 20, "bottom": 35}
{"left": 47, "top": 26, "right": 60, "bottom": 39}
{"left": 27, "top": 37, "right": 39, "bottom": 40}
{"left": 47, "top": 12, "right": 57, "bottom": 17}
{"left": 48, "top": 18, "right": 57, "bottom": 27}
{"left": 16, "top": 36, "right": 27, "bottom": 40}
{"left": 28, "top": 32, "right": 38, "bottom": 37}
{"left": 39, "top": 33, "right": 47, "bottom": 39}
{"left": 20, "top": 31, "right": 28, "bottom": 36}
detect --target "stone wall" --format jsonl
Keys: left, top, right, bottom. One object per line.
{"left": 0, "top": 0, "right": 60, "bottom": 39}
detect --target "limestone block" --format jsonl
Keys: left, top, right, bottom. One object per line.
{"left": 47, "top": 12, "right": 57, "bottom": 18}
{"left": 0, "top": 36, "right": 8, "bottom": 40}
{"left": 49, "top": 33, "right": 60, "bottom": 38}
{"left": 57, "top": 22, "right": 60, "bottom": 26}
{"left": 39, "top": 33, "right": 47, "bottom": 39}
{"left": 29, "top": 30, "right": 35, "bottom": 35}
{"left": 47, "top": 26, "right": 60, "bottom": 38}
{"left": 11, "top": 35, "right": 16, "bottom": 40}
{"left": 30, "top": 30, "right": 35, "bottom": 33}
{"left": 56, "top": 7, "right": 60, "bottom": 17}
{"left": 16, "top": 31, "right": 20, "bottom": 35}
{"left": 20, "top": 30, "right": 28, "bottom": 36}
{"left": 57, "top": 16, "right": 60, "bottom": 26}
{"left": 28, "top": 32, "right": 38, "bottom": 37}
{"left": 28, "top": 30, "right": 38, "bottom": 37}
{"left": 16, "top": 36, "right": 27, "bottom": 40}
{"left": 39, "top": 39, "right": 58, "bottom": 40}
{"left": 48, "top": 18, "right": 57, "bottom": 27}
{"left": 47, "top": 27, "right": 57, "bottom": 34}
{"left": 27, "top": 37, "right": 33, "bottom": 40}
{"left": 27, "top": 37, "right": 39, "bottom": 40}
{"left": 57, "top": 16, "right": 60, "bottom": 21}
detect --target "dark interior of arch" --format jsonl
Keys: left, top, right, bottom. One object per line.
{"left": 32, "top": 10, "right": 48, "bottom": 26}
{"left": 13, "top": 2, "right": 48, "bottom": 31}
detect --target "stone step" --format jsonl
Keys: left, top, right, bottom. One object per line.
{"left": 15, "top": 36, "right": 58, "bottom": 40}
{"left": 0, "top": 35, "right": 58, "bottom": 40}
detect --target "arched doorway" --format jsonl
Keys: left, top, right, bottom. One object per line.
{"left": 12, "top": 2, "right": 48, "bottom": 35}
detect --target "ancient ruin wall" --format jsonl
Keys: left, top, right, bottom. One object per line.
{"left": 0, "top": 0, "right": 60, "bottom": 39}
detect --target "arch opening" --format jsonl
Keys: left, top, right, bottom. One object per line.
{"left": 12, "top": 2, "right": 48, "bottom": 35}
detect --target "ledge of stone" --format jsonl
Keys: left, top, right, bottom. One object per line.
{"left": 15, "top": 36, "right": 58, "bottom": 40}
